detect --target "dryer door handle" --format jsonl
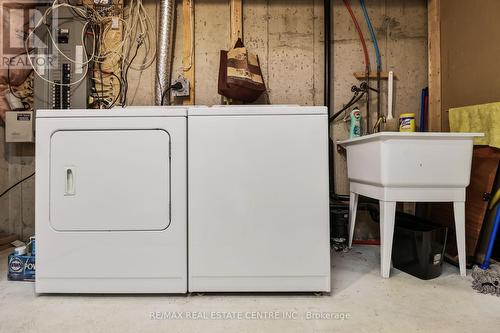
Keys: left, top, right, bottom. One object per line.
{"left": 65, "top": 167, "right": 76, "bottom": 196}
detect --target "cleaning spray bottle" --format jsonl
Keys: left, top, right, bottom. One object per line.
{"left": 350, "top": 107, "right": 362, "bottom": 138}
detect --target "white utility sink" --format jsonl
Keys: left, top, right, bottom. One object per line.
{"left": 338, "top": 132, "right": 484, "bottom": 278}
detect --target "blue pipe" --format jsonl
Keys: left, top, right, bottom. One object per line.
{"left": 360, "top": 0, "right": 382, "bottom": 123}
{"left": 359, "top": 0, "right": 381, "bottom": 71}
{"left": 480, "top": 205, "right": 500, "bottom": 270}
{"left": 420, "top": 88, "right": 426, "bottom": 132}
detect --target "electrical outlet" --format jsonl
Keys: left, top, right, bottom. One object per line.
{"left": 172, "top": 77, "right": 190, "bottom": 97}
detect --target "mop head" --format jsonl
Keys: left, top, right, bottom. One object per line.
{"left": 471, "top": 264, "right": 500, "bottom": 296}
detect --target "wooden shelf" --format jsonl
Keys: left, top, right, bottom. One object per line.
{"left": 353, "top": 71, "right": 396, "bottom": 80}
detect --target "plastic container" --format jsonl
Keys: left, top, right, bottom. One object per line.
{"left": 399, "top": 113, "right": 416, "bottom": 132}
{"left": 392, "top": 212, "right": 448, "bottom": 280}
{"left": 350, "top": 107, "right": 361, "bottom": 138}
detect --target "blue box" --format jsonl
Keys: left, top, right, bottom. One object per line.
{"left": 8, "top": 254, "right": 35, "bottom": 281}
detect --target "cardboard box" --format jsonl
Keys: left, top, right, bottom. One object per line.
{"left": 8, "top": 253, "right": 35, "bottom": 281}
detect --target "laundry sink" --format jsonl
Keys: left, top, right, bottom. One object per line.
{"left": 338, "top": 132, "right": 483, "bottom": 188}
{"left": 338, "top": 132, "right": 483, "bottom": 278}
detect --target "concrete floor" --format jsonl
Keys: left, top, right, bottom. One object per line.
{"left": 0, "top": 245, "right": 499, "bottom": 333}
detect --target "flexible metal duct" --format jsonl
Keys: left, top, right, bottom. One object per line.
{"left": 155, "top": 0, "right": 176, "bottom": 105}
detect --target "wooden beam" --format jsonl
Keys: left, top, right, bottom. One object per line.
{"left": 230, "top": 0, "right": 243, "bottom": 45}
{"left": 182, "top": 0, "right": 195, "bottom": 105}
{"left": 428, "top": 0, "right": 442, "bottom": 132}
{"left": 224, "top": 0, "right": 243, "bottom": 104}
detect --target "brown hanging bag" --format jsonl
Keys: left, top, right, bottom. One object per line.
{"left": 218, "top": 38, "right": 266, "bottom": 103}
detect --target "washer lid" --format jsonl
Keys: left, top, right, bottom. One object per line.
{"left": 188, "top": 105, "right": 327, "bottom": 116}
{"left": 36, "top": 106, "right": 188, "bottom": 118}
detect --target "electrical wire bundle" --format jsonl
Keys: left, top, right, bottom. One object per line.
{"left": 88, "top": 2, "right": 127, "bottom": 108}
{"left": 121, "top": 0, "right": 156, "bottom": 71}
{"left": 90, "top": 67, "right": 122, "bottom": 109}
{"left": 20, "top": 0, "right": 157, "bottom": 109}
{"left": 89, "top": 0, "right": 157, "bottom": 107}
{"left": 120, "top": 0, "right": 157, "bottom": 106}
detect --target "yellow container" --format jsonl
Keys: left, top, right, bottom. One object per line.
{"left": 399, "top": 113, "right": 416, "bottom": 132}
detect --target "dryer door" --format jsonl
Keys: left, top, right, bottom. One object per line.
{"left": 49, "top": 129, "right": 171, "bottom": 231}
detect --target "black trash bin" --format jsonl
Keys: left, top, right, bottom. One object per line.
{"left": 392, "top": 212, "right": 448, "bottom": 280}
{"left": 330, "top": 205, "right": 348, "bottom": 241}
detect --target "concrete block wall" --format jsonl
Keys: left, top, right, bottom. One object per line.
{"left": 0, "top": 0, "right": 427, "bottom": 239}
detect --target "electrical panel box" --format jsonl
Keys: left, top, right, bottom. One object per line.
{"left": 5, "top": 111, "right": 34, "bottom": 142}
{"left": 33, "top": 6, "right": 90, "bottom": 111}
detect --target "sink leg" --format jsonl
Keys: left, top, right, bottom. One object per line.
{"left": 380, "top": 201, "right": 396, "bottom": 278}
{"left": 348, "top": 192, "right": 359, "bottom": 248}
{"left": 453, "top": 201, "right": 467, "bottom": 277}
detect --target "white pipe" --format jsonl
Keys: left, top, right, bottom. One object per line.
{"left": 387, "top": 71, "right": 394, "bottom": 120}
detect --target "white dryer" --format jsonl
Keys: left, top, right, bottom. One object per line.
{"left": 35, "top": 107, "right": 187, "bottom": 293}
{"left": 188, "top": 106, "right": 331, "bottom": 292}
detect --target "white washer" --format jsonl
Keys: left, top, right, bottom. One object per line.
{"left": 188, "top": 106, "right": 331, "bottom": 292}
{"left": 35, "top": 107, "right": 187, "bottom": 293}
